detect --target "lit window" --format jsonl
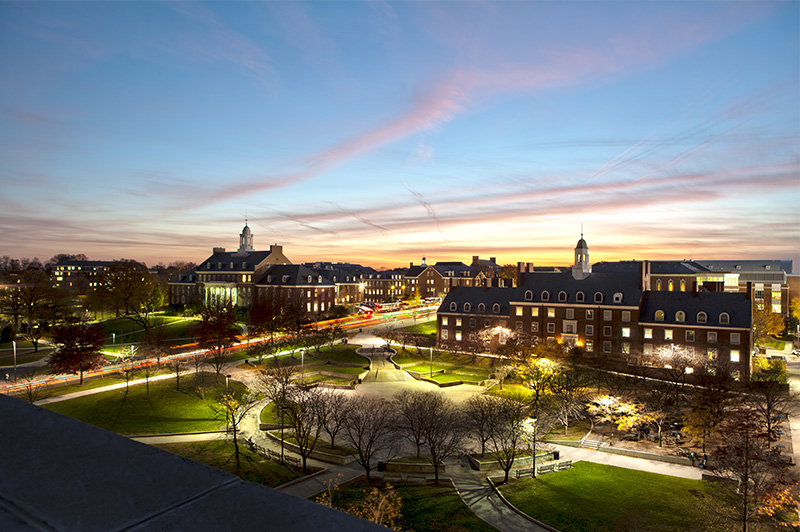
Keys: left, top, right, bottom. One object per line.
{"left": 731, "top": 350, "right": 740, "bottom": 362}
{"left": 586, "top": 309, "right": 594, "bottom": 320}
{"left": 455, "top": 331, "right": 462, "bottom": 341}
{"left": 586, "top": 340, "right": 593, "bottom": 352}
{"left": 516, "top": 307, "right": 523, "bottom": 316}
{"left": 676, "top": 311, "right": 685, "bottom": 322}
{"left": 664, "top": 329, "right": 673, "bottom": 340}
{"left": 680, "top": 280, "right": 686, "bottom": 292}
{"left": 531, "top": 307, "right": 539, "bottom": 317}
{"left": 456, "top": 318, "right": 462, "bottom": 327}
{"left": 655, "top": 310, "right": 664, "bottom": 322}
{"left": 548, "top": 308, "right": 556, "bottom": 318}
{"left": 668, "top": 280, "right": 674, "bottom": 291}
{"left": 441, "top": 317, "right": 448, "bottom": 326}
{"left": 707, "top": 332, "right": 717, "bottom": 343}
{"left": 643, "top": 344, "right": 652, "bottom": 355}
{"left": 656, "top": 280, "right": 662, "bottom": 291}
{"left": 441, "top": 329, "right": 448, "bottom": 340}
{"left": 707, "top": 349, "right": 717, "bottom": 360}
{"left": 531, "top": 323, "right": 539, "bottom": 332}
{"left": 622, "top": 343, "right": 630, "bottom": 354}
{"left": 686, "top": 330, "right": 695, "bottom": 342}
{"left": 644, "top": 328, "right": 652, "bottom": 339}
{"left": 622, "top": 327, "right": 630, "bottom": 338}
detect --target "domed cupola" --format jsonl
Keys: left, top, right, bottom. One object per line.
{"left": 572, "top": 230, "right": 591, "bottom": 280}
{"left": 237, "top": 222, "right": 254, "bottom": 255}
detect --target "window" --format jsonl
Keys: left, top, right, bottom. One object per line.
{"left": 586, "top": 309, "right": 594, "bottom": 320}
{"left": 655, "top": 310, "right": 664, "bottom": 322}
{"left": 730, "top": 332, "right": 740, "bottom": 345}
{"left": 531, "top": 307, "right": 539, "bottom": 317}
{"left": 676, "top": 311, "right": 685, "bottom": 322}
{"left": 719, "top": 313, "right": 730, "bottom": 325}
{"left": 686, "top": 330, "right": 695, "bottom": 342}
{"left": 541, "top": 291, "right": 550, "bottom": 301}
{"left": 697, "top": 312, "right": 707, "bottom": 324}
{"left": 441, "top": 317, "right": 448, "bottom": 326}
{"left": 531, "top": 323, "right": 539, "bottom": 332}
{"left": 566, "top": 308, "right": 574, "bottom": 319}
{"left": 656, "top": 280, "right": 662, "bottom": 291}
{"left": 516, "top": 321, "right": 523, "bottom": 331}
{"left": 576, "top": 291, "right": 585, "bottom": 302}
{"left": 731, "top": 350, "right": 740, "bottom": 363}
{"left": 603, "top": 341, "right": 612, "bottom": 353}
{"left": 707, "top": 348, "right": 717, "bottom": 360}
{"left": 558, "top": 291, "right": 567, "bottom": 302}
{"left": 585, "top": 340, "right": 593, "bottom": 352}
{"left": 547, "top": 323, "right": 555, "bottom": 333}
{"left": 450, "top": 302, "right": 457, "bottom": 311}
{"left": 464, "top": 303, "right": 471, "bottom": 312}
{"left": 441, "top": 329, "right": 448, "bottom": 340}
{"left": 585, "top": 325, "right": 594, "bottom": 336}
{"left": 622, "top": 311, "right": 630, "bottom": 322}
{"left": 707, "top": 331, "right": 717, "bottom": 343}
{"left": 622, "top": 327, "right": 630, "bottom": 338}
{"left": 603, "top": 326, "right": 612, "bottom": 337}
{"left": 469, "top": 318, "right": 476, "bottom": 327}
{"left": 644, "top": 328, "right": 652, "bottom": 339}
{"left": 668, "top": 280, "right": 674, "bottom": 291}
{"left": 564, "top": 321, "right": 577, "bottom": 333}
{"left": 525, "top": 290, "right": 533, "bottom": 301}
{"left": 492, "top": 303, "right": 500, "bottom": 313}
{"left": 594, "top": 292, "right": 603, "bottom": 303}
{"left": 603, "top": 310, "right": 612, "bottom": 321}
{"left": 622, "top": 343, "right": 630, "bottom": 355}
{"left": 516, "top": 307, "right": 523, "bottom": 316}
{"left": 455, "top": 318, "right": 462, "bottom": 327}
{"left": 664, "top": 329, "right": 673, "bottom": 340}
{"left": 643, "top": 344, "right": 653, "bottom": 356}
{"left": 478, "top": 303, "right": 486, "bottom": 313}
{"left": 680, "top": 280, "right": 686, "bottom": 292}
{"left": 613, "top": 292, "right": 623, "bottom": 303}
{"left": 455, "top": 331, "right": 462, "bottom": 341}
{"left": 548, "top": 308, "right": 556, "bottom": 318}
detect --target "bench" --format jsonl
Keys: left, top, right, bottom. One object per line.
{"left": 537, "top": 463, "right": 555, "bottom": 474}
{"left": 285, "top": 455, "right": 301, "bottom": 467}
{"left": 382, "top": 474, "right": 403, "bottom": 482}
{"left": 557, "top": 460, "right": 572, "bottom": 470}
{"left": 515, "top": 469, "right": 532, "bottom": 479}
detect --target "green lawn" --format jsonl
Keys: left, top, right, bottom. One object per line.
{"left": 498, "top": 462, "right": 722, "bottom": 532}
{"left": 42, "top": 372, "right": 237, "bottom": 435}
{"left": 301, "top": 374, "right": 354, "bottom": 386}
{"left": 29, "top": 367, "right": 173, "bottom": 400}
{"left": 304, "top": 344, "right": 368, "bottom": 365}
{"left": 155, "top": 440, "right": 302, "bottom": 488}
{"left": 399, "top": 322, "right": 437, "bottom": 335}
{"left": 307, "top": 363, "right": 365, "bottom": 375}
{"left": 431, "top": 372, "right": 483, "bottom": 383}
{"left": 485, "top": 383, "right": 533, "bottom": 400}
{"left": 318, "top": 479, "right": 499, "bottom": 532}
{"left": 543, "top": 419, "right": 591, "bottom": 441}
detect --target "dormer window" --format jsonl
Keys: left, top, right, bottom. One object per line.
{"left": 655, "top": 310, "right": 664, "bottom": 321}
{"left": 450, "top": 302, "right": 457, "bottom": 311}
{"left": 719, "top": 312, "right": 730, "bottom": 325}
{"left": 243, "top": 262, "right": 247, "bottom": 268}
{"left": 558, "top": 291, "right": 567, "bottom": 302}
{"left": 493, "top": 303, "right": 501, "bottom": 314}
{"left": 676, "top": 311, "right": 685, "bottom": 322}
{"left": 208, "top": 263, "right": 212, "bottom": 269}
{"left": 525, "top": 290, "right": 533, "bottom": 301}
{"left": 478, "top": 303, "right": 486, "bottom": 312}
{"left": 308, "top": 275, "right": 312, "bottom": 283}
{"left": 464, "top": 303, "right": 471, "bottom": 312}
{"left": 541, "top": 291, "right": 550, "bottom": 301}
{"left": 283, "top": 275, "right": 290, "bottom": 283}
{"left": 230, "top": 262, "right": 234, "bottom": 269}
{"left": 576, "top": 291, "right": 585, "bottom": 302}
{"left": 267, "top": 275, "right": 272, "bottom": 282}
{"left": 594, "top": 292, "right": 603, "bottom": 303}
{"left": 697, "top": 312, "right": 707, "bottom": 324}
{"left": 613, "top": 292, "right": 623, "bottom": 303}
{"left": 318, "top": 276, "right": 322, "bottom": 283}
{"left": 217, "top": 262, "right": 222, "bottom": 269}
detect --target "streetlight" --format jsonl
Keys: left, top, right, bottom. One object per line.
{"left": 523, "top": 417, "right": 537, "bottom": 479}
{"left": 301, "top": 350, "right": 306, "bottom": 385}
{"left": 429, "top": 346, "right": 433, "bottom": 378}
{"left": 12, "top": 340, "right": 17, "bottom": 383}
{"left": 225, "top": 374, "right": 232, "bottom": 390}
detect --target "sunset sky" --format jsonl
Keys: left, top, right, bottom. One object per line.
{"left": 1, "top": 1, "right": 798, "bottom": 271}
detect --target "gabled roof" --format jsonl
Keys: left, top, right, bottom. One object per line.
{"left": 303, "top": 262, "right": 375, "bottom": 283}
{"left": 405, "top": 265, "right": 431, "bottom": 278}
{"left": 696, "top": 260, "right": 792, "bottom": 275}
{"left": 197, "top": 250, "right": 274, "bottom": 273}
{"left": 639, "top": 291, "right": 751, "bottom": 328}
{"left": 432, "top": 262, "right": 473, "bottom": 278}
{"left": 439, "top": 286, "right": 519, "bottom": 315}
{"left": 592, "top": 260, "right": 709, "bottom": 275}
{"left": 255, "top": 264, "right": 334, "bottom": 286}
{"left": 169, "top": 270, "right": 197, "bottom": 284}
{"left": 517, "top": 271, "right": 642, "bottom": 305}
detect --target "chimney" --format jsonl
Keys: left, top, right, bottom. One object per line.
{"left": 410, "top": 262, "right": 414, "bottom": 269}
{"left": 270, "top": 244, "right": 283, "bottom": 254}
{"left": 472, "top": 255, "right": 479, "bottom": 265}
{"left": 518, "top": 261, "right": 526, "bottom": 273}
{"left": 213, "top": 247, "right": 225, "bottom": 254}
{"left": 490, "top": 257, "right": 496, "bottom": 264}
{"left": 528, "top": 262, "right": 534, "bottom": 272}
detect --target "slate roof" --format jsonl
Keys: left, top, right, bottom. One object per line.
{"left": 592, "top": 261, "right": 709, "bottom": 275}
{"left": 517, "top": 271, "right": 643, "bottom": 305}
{"left": 439, "top": 286, "right": 519, "bottom": 316}
{"left": 197, "top": 250, "right": 274, "bottom": 273}
{"left": 170, "top": 270, "right": 197, "bottom": 284}
{"left": 255, "top": 264, "right": 334, "bottom": 286}
{"left": 432, "top": 261, "right": 473, "bottom": 277}
{"left": 696, "top": 260, "right": 792, "bottom": 276}
{"left": 0, "top": 395, "right": 386, "bottom": 532}
{"left": 639, "top": 291, "right": 751, "bottom": 328}
{"left": 303, "top": 262, "right": 375, "bottom": 283}
{"left": 405, "top": 265, "right": 429, "bottom": 277}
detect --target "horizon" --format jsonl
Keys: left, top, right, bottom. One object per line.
{"left": 1, "top": 2, "right": 798, "bottom": 271}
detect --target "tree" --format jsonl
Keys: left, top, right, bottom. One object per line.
{"left": 167, "top": 357, "right": 186, "bottom": 391}
{"left": 752, "top": 307, "right": 784, "bottom": 346}
{"left": 549, "top": 367, "right": 589, "bottom": 434}
{"left": 709, "top": 408, "right": 799, "bottom": 532}
{"left": 344, "top": 483, "right": 402, "bottom": 529}
{"left": 20, "top": 370, "right": 47, "bottom": 403}
{"left": 464, "top": 394, "right": 500, "bottom": 458}
{"left": 342, "top": 395, "right": 396, "bottom": 483}
{"left": 213, "top": 388, "right": 260, "bottom": 469}
{"left": 394, "top": 390, "right": 431, "bottom": 459}
{"left": 487, "top": 395, "right": 531, "bottom": 483}
{"left": 1, "top": 269, "right": 70, "bottom": 352}
{"left": 196, "top": 299, "right": 239, "bottom": 382}
{"left": 653, "top": 345, "right": 703, "bottom": 406}
{"left": 257, "top": 363, "right": 294, "bottom": 462}
{"left": 747, "top": 377, "right": 797, "bottom": 442}
{"left": 318, "top": 387, "right": 349, "bottom": 449}
{"left": 419, "top": 393, "right": 467, "bottom": 484}
{"left": 587, "top": 395, "right": 642, "bottom": 444}
{"left": 517, "top": 357, "right": 556, "bottom": 413}
{"left": 49, "top": 321, "right": 106, "bottom": 384}
{"left": 283, "top": 386, "right": 326, "bottom": 473}
{"left": 683, "top": 371, "right": 735, "bottom": 452}
{"left": 117, "top": 348, "right": 137, "bottom": 395}
{"left": 497, "top": 264, "right": 519, "bottom": 285}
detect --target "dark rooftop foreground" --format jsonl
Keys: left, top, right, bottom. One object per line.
{"left": 0, "top": 394, "right": 386, "bottom": 532}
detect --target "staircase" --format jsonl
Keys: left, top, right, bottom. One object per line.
{"left": 581, "top": 439, "right": 603, "bottom": 450}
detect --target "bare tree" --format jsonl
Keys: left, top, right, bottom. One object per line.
{"left": 49, "top": 320, "right": 106, "bottom": 384}
{"left": 212, "top": 388, "right": 260, "bottom": 469}
{"left": 487, "top": 395, "right": 531, "bottom": 483}
{"left": 550, "top": 367, "right": 589, "bottom": 435}
{"left": 747, "top": 376, "right": 797, "bottom": 442}
{"left": 20, "top": 370, "right": 46, "bottom": 403}
{"left": 257, "top": 363, "right": 294, "bottom": 463}
{"left": 196, "top": 299, "right": 239, "bottom": 382}
{"left": 342, "top": 395, "right": 396, "bottom": 483}
{"left": 283, "top": 386, "right": 326, "bottom": 473}
{"left": 117, "top": 350, "right": 137, "bottom": 396}
{"left": 318, "top": 387, "right": 349, "bottom": 449}
{"left": 420, "top": 393, "right": 467, "bottom": 484}
{"left": 394, "top": 390, "right": 430, "bottom": 459}
{"left": 464, "top": 394, "right": 501, "bottom": 458}
{"left": 167, "top": 357, "right": 185, "bottom": 391}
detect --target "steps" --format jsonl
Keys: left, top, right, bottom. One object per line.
{"left": 581, "top": 439, "right": 602, "bottom": 450}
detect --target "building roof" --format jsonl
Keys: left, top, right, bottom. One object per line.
{"left": 0, "top": 394, "right": 385, "bottom": 532}
{"left": 639, "top": 291, "right": 752, "bottom": 328}
{"left": 170, "top": 270, "right": 197, "bottom": 284}
{"left": 197, "top": 250, "right": 275, "bottom": 273}
{"left": 439, "top": 286, "right": 518, "bottom": 315}
{"left": 304, "top": 262, "right": 375, "bottom": 283}
{"left": 695, "top": 260, "right": 792, "bottom": 282}
{"left": 592, "top": 260, "right": 709, "bottom": 275}
{"left": 255, "top": 264, "right": 334, "bottom": 286}
{"left": 517, "top": 271, "right": 643, "bottom": 305}
{"left": 432, "top": 262, "right": 473, "bottom": 278}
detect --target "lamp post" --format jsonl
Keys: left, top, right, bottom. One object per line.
{"left": 430, "top": 346, "right": 433, "bottom": 378}
{"left": 523, "top": 417, "right": 537, "bottom": 479}
{"left": 225, "top": 374, "right": 231, "bottom": 390}
{"left": 12, "top": 340, "right": 17, "bottom": 383}
{"left": 301, "top": 350, "right": 306, "bottom": 385}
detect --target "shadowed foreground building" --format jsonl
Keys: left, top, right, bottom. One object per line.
{"left": 0, "top": 395, "right": 385, "bottom": 532}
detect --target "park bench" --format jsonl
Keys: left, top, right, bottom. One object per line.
{"left": 285, "top": 456, "right": 300, "bottom": 467}
{"left": 537, "top": 463, "right": 555, "bottom": 474}
{"left": 557, "top": 460, "right": 572, "bottom": 470}
{"left": 515, "top": 469, "right": 532, "bottom": 479}
{"left": 382, "top": 474, "right": 403, "bottom": 483}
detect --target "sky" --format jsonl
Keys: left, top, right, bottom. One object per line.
{"left": 1, "top": 1, "right": 798, "bottom": 271}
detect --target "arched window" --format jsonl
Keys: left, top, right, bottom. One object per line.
{"left": 697, "top": 312, "right": 707, "bottom": 324}
{"left": 450, "top": 302, "right": 457, "bottom": 311}
{"left": 680, "top": 280, "right": 686, "bottom": 292}
{"left": 719, "top": 312, "right": 730, "bottom": 325}
{"left": 676, "top": 311, "right": 685, "bottom": 322}
{"left": 656, "top": 280, "right": 662, "bottom": 291}
{"left": 576, "top": 291, "right": 585, "bottom": 302}
{"left": 613, "top": 292, "right": 623, "bottom": 303}
{"left": 464, "top": 303, "right": 471, "bottom": 312}
{"left": 594, "top": 292, "right": 603, "bottom": 303}
{"left": 478, "top": 303, "right": 486, "bottom": 313}
{"left": 308, "top": 275, "right": 312, "bottom": 283}
{"left": 558, "top": 291, "right": 567, "bottom": 302}
{"left": 541, "top": 291, "right": 550, "bottom": 301}
{"left": 668, "top": 280, "right": 674, "bottom": 291}
{"left": 492, "top": 303, "right": 501, "bottom": 313}
{"left": 524, "top": 290, "right": 533, "bottom": 301}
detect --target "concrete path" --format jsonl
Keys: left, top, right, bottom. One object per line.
{"left": 550, "top": 444, "right": 703, "bottom": 480}
{"left": 279, "top": 463, "right": 364, "bottom": 500}
{"left": 131, "top": 431, "right": 227, "bottom": 445}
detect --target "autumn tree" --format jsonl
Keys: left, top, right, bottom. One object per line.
{"left": 587, "top": 395, "right": 643, "bottom": 443}
{"left": 196, "top": 299, "right": 240, "bottom": 382}
{"left": 752, "top": 307, "right": 784, "bottom": 346}
{"left": 213, "top": 388, "right": 260, "bottom": 469}
{"left": 49, "top": 320, "right": 106, "bottom": 384}
{"left": 345, "top": 483, "right": 402, "bottom": 529}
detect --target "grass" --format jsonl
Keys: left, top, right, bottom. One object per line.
{"left": 318, "top": 479, "right": 499, "bottom": 532}
{"left": 0, "top": 341, "right": 54, "bottom": 366}
{"left": 42, "top": 372, "right": 237, "bottom": 435}
{"left": 498, "top": 461, "right": 722, "bottom": 532}
{"left": 485, "top": 383, "right": 533, "bottom": 400}
{"left": 307, "top": 363, "right": 365, "bottom": 375}
{"left": 399, "top": 322, "right": 437, "bottom": 335}
{"left": 543, "top": 419, "right": 592, "bottom": 441}
{"left": 98, "top": 316, "right": 198, "bottom": 347}
{"left": 304, "top": 344, "right": 368, "bottom": 365}
{"left": 300, "top": 374, "right": 353, "bottom": 386}
{"left": 27, "top": 367, "right": 173, "bottom": 400}
{"left": 431, "top": 373, "right": 483, "bottom": 383}
{"left": 154, "top": 439, "right": 302, "bottom": 488}
{"left": 278, "top": 431, "right": 357, "bottom": 456}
